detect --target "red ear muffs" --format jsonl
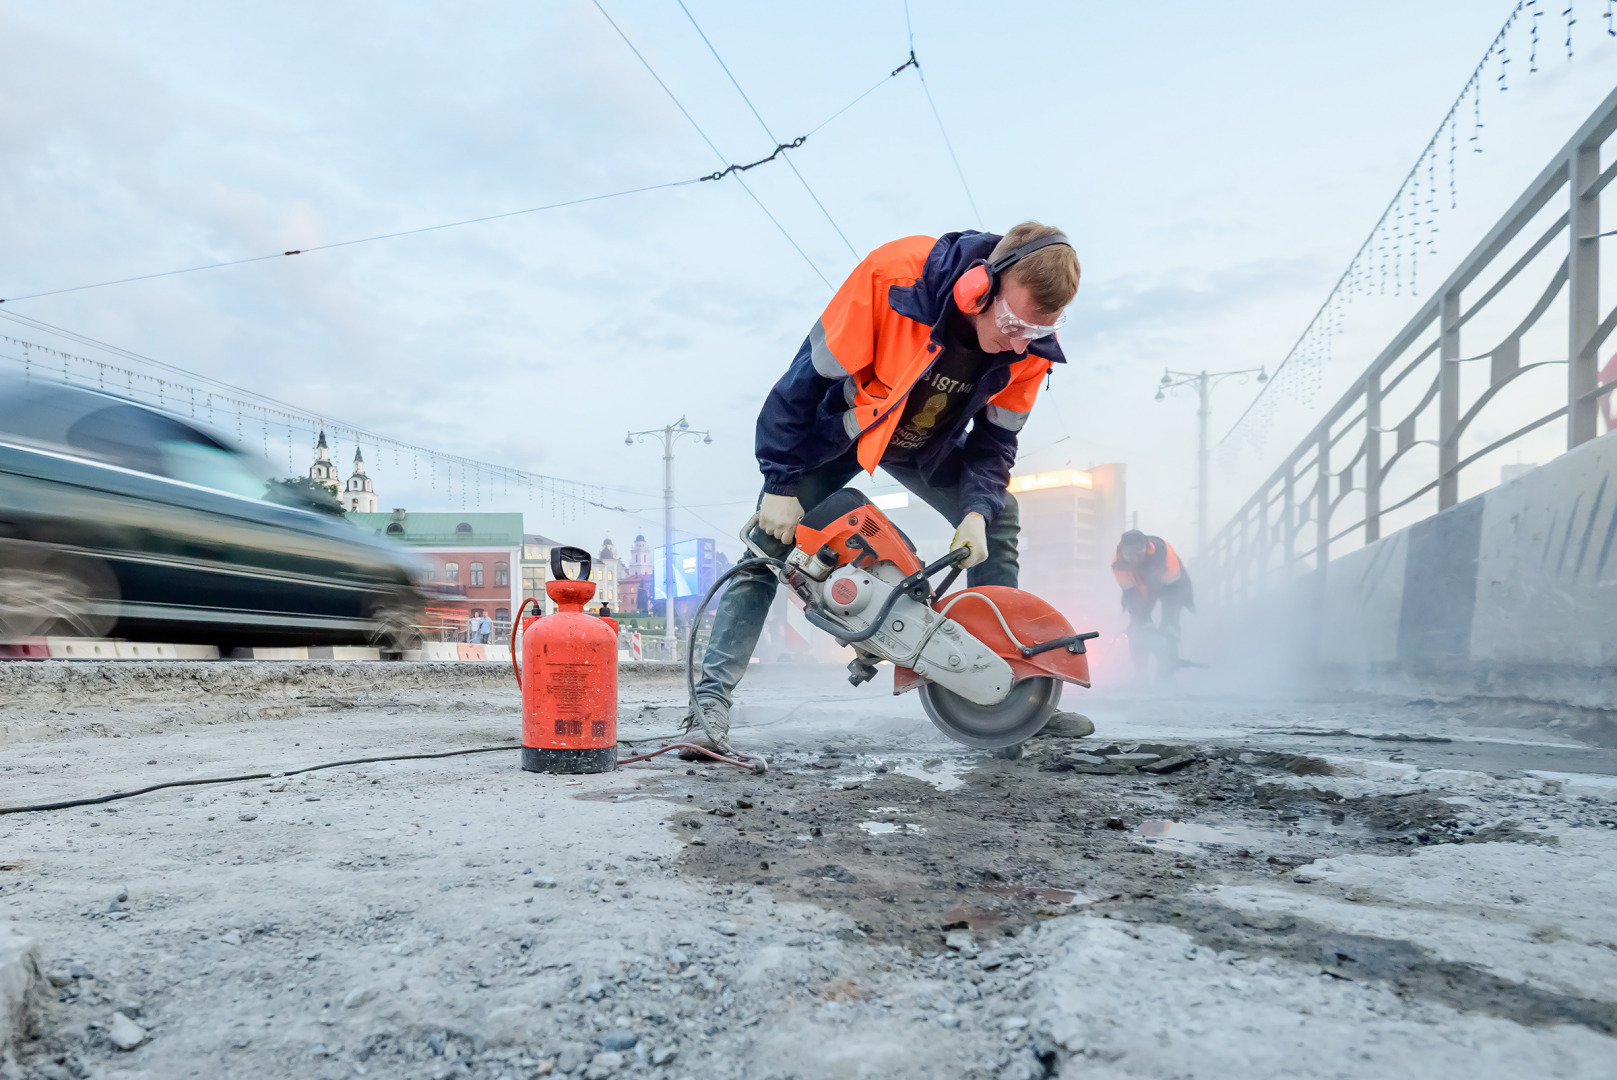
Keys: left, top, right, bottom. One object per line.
{"left": 952, "top": 231, "right": 1074, "bottom": 316}
{"left": 952, "top": 261, "right": 992, "bottom": 314}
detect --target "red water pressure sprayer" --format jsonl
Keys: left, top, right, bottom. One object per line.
{"left": 511, "top": 547, "right": 763, "bottom": 775}
{"left": 520, "top": 547, "right": 619, "bottom": 774}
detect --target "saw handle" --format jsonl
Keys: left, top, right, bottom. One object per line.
{"left": 1019, "top": 630, "right": 1101, "bottom": 659}
{"left": 927, "top": 546, "right": 972, "bottom": 599}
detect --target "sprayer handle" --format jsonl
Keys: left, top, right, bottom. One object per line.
{"left": 550, "top": 546, "right": 593, "bottom": 581}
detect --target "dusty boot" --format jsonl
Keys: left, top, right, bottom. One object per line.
{"left": 678, "top": 697, "right": 731, "bottom": 760}
{"left": 1034, "top": 711, "right": 1095, "bottom": 739}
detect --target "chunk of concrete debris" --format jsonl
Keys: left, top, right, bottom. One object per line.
{"left": 1104, "top": 753, "right": 1160, "bottom": 765}
{"left": 343, "top": 987, "right": 377, "bottom": 1009}
{"left": 944, "top": 929, "right": 979, "bottom": 957}
{"left": 810, "top": 756, "right": 842, "bottom": 770}
{"left": 649, "top": 1046, "right": 678, "bottom": 1065}
{"left": 1067, "top": 753, "right": 1106, "bottom": 765}
{"left": 1141, "top": 754, "right": 1197, "bottom": 775}
{"left": 553, "top": 1043, "right": 586, "bottom": 1073}
{"left": 598, "top": 1029, "right": 638, "bottom": 1051}
{"left": 585, "top": 1050, "right": 624, "bottom": 1077}
{"left": 108, "top": 1011, "right": 147, "bottom": 1050}
{"left": 713, "top": 920, "right": 738, "bottom": 936}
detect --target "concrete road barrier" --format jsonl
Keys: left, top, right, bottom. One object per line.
{"left": 1198, "top": 427, "right": 1617, "bottom": 709}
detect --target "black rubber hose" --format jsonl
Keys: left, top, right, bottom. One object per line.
{"left": 683, "top": 555, "right": 790, "bottom": 742}
{"left": 0, "top": 744, "right": 518, "bottom": 815}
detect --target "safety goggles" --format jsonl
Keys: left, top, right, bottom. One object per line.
{"left": 993, "top": 295, "right": 1065, "bottom": 341}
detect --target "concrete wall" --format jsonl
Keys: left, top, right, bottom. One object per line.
{"left": 1197, "top": 428, "right": 1617, "bottom": 708}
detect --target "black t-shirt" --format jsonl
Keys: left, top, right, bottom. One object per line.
{"left": 884, "top": 311, "right": 990, "bottom": 460}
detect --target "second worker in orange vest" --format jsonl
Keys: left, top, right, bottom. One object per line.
{"left": 686, "top": 223, "right": 1084, "bottom": 752}
{"left": 1112, "top": 529, "right": 1195, "bottom": 676}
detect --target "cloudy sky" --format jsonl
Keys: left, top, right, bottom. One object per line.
{"left": 3, "top": 1, "right": 1616, "bottom": 559}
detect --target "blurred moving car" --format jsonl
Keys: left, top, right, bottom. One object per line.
{"left": 0, "top": 376, "right": 427, "bottom": 652}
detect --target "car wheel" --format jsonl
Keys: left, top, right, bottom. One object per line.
{"left": 0, "top": 553, "right": 119, "bottom": 640}
{"left": 368, "top": 592, "right": 425, "bottom": 657}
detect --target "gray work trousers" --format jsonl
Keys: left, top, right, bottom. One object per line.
{"left": 694, "top": 461, "right": 1020, "bottom": 708}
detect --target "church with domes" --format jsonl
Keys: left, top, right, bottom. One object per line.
{"left": 308, "top": 430, "right": 378, "bottom": 513}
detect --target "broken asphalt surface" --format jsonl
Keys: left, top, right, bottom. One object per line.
{"left": 2, "top": 660, "right": 1616, "bottom": 1079}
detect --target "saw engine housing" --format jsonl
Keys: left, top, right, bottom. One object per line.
{"left": 756, "top": 489, "right": 1096, "bottom": 748}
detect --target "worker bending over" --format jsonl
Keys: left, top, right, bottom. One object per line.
{"left": 689, "top": 223, "right": 1093, "bottom": 751}
{"left": 1112, "top": 528, "right": 1194, "bottom": 678}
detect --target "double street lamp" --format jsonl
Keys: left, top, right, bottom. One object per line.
{"left": 1155, "top": 366, "right": 1267, "bottom": 554}
{"left": 626, "top": 417, "right": 712, "bottom": 653}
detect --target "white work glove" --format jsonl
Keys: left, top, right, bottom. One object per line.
{"left": 758, "top": 492, "right": 805, "bottom": 545}
{"left": 952, "top": 512, "right": 988, "bottom": 569}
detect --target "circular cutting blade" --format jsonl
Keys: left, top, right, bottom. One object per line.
{"left": 919, "top": 677, "right": 1062, "bottom": 749}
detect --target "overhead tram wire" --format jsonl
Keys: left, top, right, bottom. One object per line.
{"left": 1, "top": 39, "right": 919, "bottom": 306}
{"left": 589, "top": 0, "right": 833, "bottom": 290}
{"left": 0, "top": 181, "right": 698, "bottom": 306}
{"left": 676, "top": 0, "right": 859, "bottom": 259}
{"left": 904, "top": 0, "right": 983, "bottom": 228}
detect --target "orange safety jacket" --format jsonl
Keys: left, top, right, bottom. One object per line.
{"left": 1112, "top": 536, "right": 1194, "bottom": 609}
{"left": 755, "top": 231, "right": 1066, "bottom": 520}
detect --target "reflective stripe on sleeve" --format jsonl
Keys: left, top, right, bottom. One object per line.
{"left": 809, "top": 320, "right": 847, "bottom": 378}
{"left": 842, "top": 408, "right": 861, "bottom": 440}
{"left": 985, "top": 404, "right": 1031, "bottom": 431}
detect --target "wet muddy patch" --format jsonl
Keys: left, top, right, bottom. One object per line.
{"left": 662, "top": 744, "right": 1462, "bottom": 951}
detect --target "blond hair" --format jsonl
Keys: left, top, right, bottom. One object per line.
{"left": 990, "top": 221, "right": 1080, "bottom": 316}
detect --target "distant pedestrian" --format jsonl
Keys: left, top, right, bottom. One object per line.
{"left": 479, "top": 614, "right": 493, "bottom": 644}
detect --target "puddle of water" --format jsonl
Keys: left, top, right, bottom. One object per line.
{"left": 1137, "top": 819, "right": 1267, "bottom": 845}
{"left": 1137, "top": 815, "right": 1369, "bottom": 848}
{"left": 889, "top": 760, "right": 968, "bottom": 791}
{"left": 858, "top": 821, "right": 926, "bottom": 835}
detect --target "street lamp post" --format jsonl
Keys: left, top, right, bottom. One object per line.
{"left": 1156, "top": 367, "right": 1267, "bottom": 554}
{"left": 625, "top": 417, "right": 711, "bottom": 656}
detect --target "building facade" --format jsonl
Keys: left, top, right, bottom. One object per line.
{"left": 618, "top": 533, "right": 654, "bottom": 615}
{"left": 519, "top": 534, "right": 620, "bottom": 616}
{"left": 349, "top": 510, "right": 522, "bottom": 638}
{"left": 1008, "top": 464, "right": 1126, "bottom": 629}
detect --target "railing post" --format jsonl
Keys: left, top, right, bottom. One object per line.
{"left": 1283, "top": 470, "right": 1296, "bottom": 571}
{"left": 1438, "top": 290, "right": 1461, "bottom": 508}
{"left": 1316, "top": 431, "right": 1330, "bottom": 568}
{"left": 1570, "top": 142, "right": 1601, "bottom": 447}
{"left": 1257, "top": 487, "right": 1270, "bottom": 591}
{"left": 1365, "top": 371, "right": 1382, "bottom": 542}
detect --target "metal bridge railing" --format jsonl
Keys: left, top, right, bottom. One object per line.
{"left": 1206, "top": 85, "right": 1617, "bottom": 606}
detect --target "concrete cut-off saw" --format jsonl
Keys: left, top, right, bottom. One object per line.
{"left": 704, "top": 488, "right": 1098, "bottom": 749}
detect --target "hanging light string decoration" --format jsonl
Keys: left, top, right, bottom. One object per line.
{"left": 0, "top": 333, "right": 641, "bottom": 519}
{"left": 1221, "top": 2, "right": 1602, "bottom": 454}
